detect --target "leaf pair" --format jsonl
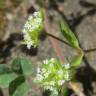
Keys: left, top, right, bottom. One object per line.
{"left": 60, "top": 21, "right": 84, "bottom": 67}
{"left": 0, "top": 57, "right": 34, "bottom": 96}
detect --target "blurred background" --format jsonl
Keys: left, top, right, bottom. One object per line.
{"left": 0, "top": 0, "right": 96, "bottom": 96}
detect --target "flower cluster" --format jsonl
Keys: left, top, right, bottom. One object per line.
{"left": 22, "top": 11, "right": 44, "bottom": 49}
{"left": 34, "top": 58, "right": 74, "bottom": 95}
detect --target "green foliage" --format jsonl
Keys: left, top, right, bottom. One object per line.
{"left": 0, "top": 57, "right": 33, "bottom": 96}
{"left": 0, "top": 64, "right": 11, "bottom": 74}
{"left": 60, "top": 21, "right": 79, "bottom": 48}
{"left": 0, "top": 64, "right": 17, "bottom": 88}
{"left": 11, "top": 57, "right": 33, "bottom": 76}
{"left": 9, "top": 76, "right": 30, "bottom": 96}
{"left": 0, "top": 73, "right": 17, "bottom": 88}
{"left": 71, "top": 49, "right": 84, "bottom": 67}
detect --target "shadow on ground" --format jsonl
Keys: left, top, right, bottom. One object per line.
{"left": 77, "top": 56, "right": 96, "bottom": 96}
{"left": 0, "top": 33, "right": 38, "bottom": 63}
{"left": 0, "top": 89, "right": 3, "bottom": 96}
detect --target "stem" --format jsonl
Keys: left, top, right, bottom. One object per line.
{"left": 45, "top": 32, "right": 72, "bottom": 47}
{"left": 83, "top": 48, "right": 96, "bottom": 53}
{"left": 46, "top": 31, "right": 96, "bottom": 54}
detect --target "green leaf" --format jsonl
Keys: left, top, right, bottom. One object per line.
{"left": 0, "top": 64, "right": 18, "bottom": 88}
{"left": 9, "top": 76, "right": 30, "bottom": 96}
{"left": 0, "top": 64, "right": 11, "bottom": 74}
{"left": 0, "top": 74, "right": 17, "bottom": 88}
{"left": 60, "top": 21, "right": 79, "bottom": 48}
{"left": 20, "top": 58, "right": 33, "bottom": 76}
{"left": 11, "top": 57, "right": 33, "bottom": 76}
{"left": 11, "top": 58, "right": 22, "bottom": 74}
{"left": 71, "top": 50, "right": 84, "bottom": 67}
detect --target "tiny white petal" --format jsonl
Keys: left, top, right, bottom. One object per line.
{"left": 44, "top": 72, "right": 49, "bottom": 78}
{"left": 43, "top": 59, "right": 48, "bottom": 64}
{"left": 64, "top": 71, "right": 70, "bottom": 80}
{"left": 50, "top": 58, "right": 55, "bottom": 62}
{"left": 50, "top": 86, "right": 54, "bottom": 91}
{"left": 27, "top": 44, "right": 31, "bottom": 49}
{"left": 49, "top": 63, "right": 53, "bottom": 67}
{"left": 33, "top": 12, "right": 39, "bottom": 17}
{"left": 63, "top": 63, "right": 70, "bottom": 69}
{"left": 37, "top": 67, "right": 41, "bottom": 73}
{"left": 42, "top": 68, "right": 46, "bottom": 73}
{"left": 61, "top": 80, "right": 65, "bottom": 85}
{"left": 58, "top": 70, "right": 63, "bottom": 75}
{"left": 36, "top": 73, "right": 44, "bottom": 80}
{"left": 22, "top": 29, "right": 26, "bottom": 34}
{"left": 53, "top": 89, "right": 58, "bottom": 95}
{"left": 28, "top": 15, "right": 33, "bottom": 20}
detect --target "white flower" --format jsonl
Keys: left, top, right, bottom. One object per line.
{"left": 23, "top": 34, "right": 34, "bottom": 49}
{"left": 57, "top": 80, "right": 65, "bottom": 85}
{"left": 22, "top": 29, "right": 26, "bottom": 34}
{"left": 35, "top": 18, "right": 42, "bottom": 23}
{"left": 34, "top": 58, "right": 72, "bottom": 95}
{"left": 33, "top": 12, "right": 40, "bottom": 17}
{"left": 50, "top": 86, "right": 54, "bottom": 91}
{"left": 42, "top": 68, "right": 46, "bottom": 73}
{"left": 37, "top": 67, "right": 41, "bottom": 73}
{"left": 64, "top": 71, "right": 70, "bottom": 81}
{"left": 52, "top": 89, "right": 58, "bottom": 95}
{"left": 44, "top": 85, "right": 53, "bottom": 90}
{"left": 43, "top": 59, "right": 48, "bottom": 64}
{"left": 44, "top": 72, "right": 49, "bottom": 78}
{"left": 27, "top": 44, "right": 32, "bottom": 49}
{"left": 50, "top": 58, "right": 55, "bottom": 62}
{"left": 60, "top": 80, "right": 65, "bottom": 85}
{"left": 63, "top": 63, "right": 70, "bottom": 69}
{"left": 22, "top": 11, "right": 43, "bottom": 49}
{"left": 28, "top": 15, "right": 33, "bottom": 20}
{"left": 58, "top": 70, "right": 63, "bottom": 75}
{"left": 35, "top": 73, "right": 44, "bottom": 81}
